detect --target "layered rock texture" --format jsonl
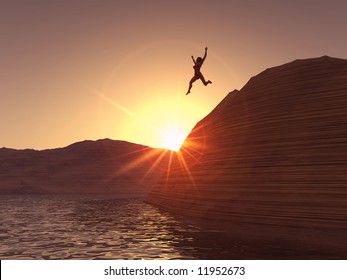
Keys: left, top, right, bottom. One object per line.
{"left": 0, "top": 139, "right": 170, "bottom": 195}
{"left": 147, "top": 56, "right": 347, "bottom": 249}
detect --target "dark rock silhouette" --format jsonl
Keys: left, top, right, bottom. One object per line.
{"left": 146, "top": 56, "right": 347, "bottom": 255}
{"left": 0, "top": 139, "right": 171, "bottom": 195}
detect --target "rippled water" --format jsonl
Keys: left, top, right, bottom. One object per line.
{"left": 2, "top": 195, "right": 338, "bottom": 260}
{"left": 0, "top": 195, "right": 231, "bottom": 260}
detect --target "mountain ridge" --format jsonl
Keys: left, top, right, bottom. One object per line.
{"left": 0, "top": 138, "right": 171, "bottom": 195}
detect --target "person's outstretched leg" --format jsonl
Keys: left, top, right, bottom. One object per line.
{"left": 186, "top": 82, "right": 193, "bottom": 95}
{"left": 186, "top": 76, "right": 198, "bottom": 95}
{"left": 199, "top": 73, "right": 212, "bottom": 86}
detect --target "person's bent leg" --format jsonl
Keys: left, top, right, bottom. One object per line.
{"left": 199, "top": 73, "right": 212, "bottom": 86}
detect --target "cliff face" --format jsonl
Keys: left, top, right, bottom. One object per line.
{"left": 146, "top": 57, "right": 347, "bottom": 245}
{"left": 0, "top": 139, "right": 170, "bottom": 195}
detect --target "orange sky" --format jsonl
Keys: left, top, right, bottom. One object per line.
{"left": 1, "top": 0, "right": 346, "bottom": 150}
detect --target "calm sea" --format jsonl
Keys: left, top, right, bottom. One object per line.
{"left": 0, "top": 195, "right": 237, "bottom": 260}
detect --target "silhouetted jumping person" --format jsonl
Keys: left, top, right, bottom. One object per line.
{"left": 186, "top": 47, "right": 212, "bottom": 95}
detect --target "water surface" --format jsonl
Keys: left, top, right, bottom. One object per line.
{"left": 0, "top": 195, "right": 224, "bottom": 259}
{"left": 1, "top": 195, "right": 339, "bottom": 259}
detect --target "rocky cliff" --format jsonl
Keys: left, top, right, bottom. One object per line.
{"left": 0, "top": 139, "right": 170, "bottom": 195}
{"left": 146, "top": 56, "right": 347, "bottom": 249}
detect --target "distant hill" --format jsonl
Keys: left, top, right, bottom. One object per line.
{"left": 0, "top": 139, "right": 171, "bottom": 195}
{"left": 146, "top": 56, "right": 347, "bottom": 252}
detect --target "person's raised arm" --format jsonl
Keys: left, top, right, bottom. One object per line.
{"left": 191, "top": 55, "right": 196, "bottom": 64}
{"left": 202, "top": 47, "right": 208, "bottom": 62}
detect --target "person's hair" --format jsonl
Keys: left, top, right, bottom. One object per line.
{"left": 196, "top": 57, "right": 202, "bottom": 63}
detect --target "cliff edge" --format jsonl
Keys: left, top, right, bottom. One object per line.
{"left": 146, "top": 56, "right": 347, "bottom": 251}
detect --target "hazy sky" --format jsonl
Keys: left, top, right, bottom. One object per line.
{"left": 1, "top": 0, "right": 346, "bottom": 150}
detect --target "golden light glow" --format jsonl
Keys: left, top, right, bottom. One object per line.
{"left": 161, "top": 126, "right": 185, "bottom": 151}
{"left": 94, "top": 41, "right": 224, "bottom": 153}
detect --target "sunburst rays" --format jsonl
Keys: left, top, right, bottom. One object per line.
{"left": 86, "top": 86, "right": 208, "bottom": 191}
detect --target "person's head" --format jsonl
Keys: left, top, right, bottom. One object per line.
{"left": 196, "top": 57, "right": 203, "bottom": 63}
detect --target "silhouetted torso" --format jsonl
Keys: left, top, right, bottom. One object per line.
{"left": 194, "top": 63, "right": 202, "bottom": 76}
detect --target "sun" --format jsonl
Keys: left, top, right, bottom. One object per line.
{"left": 161, "top": 127, "right": 185, "bottom": 151}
